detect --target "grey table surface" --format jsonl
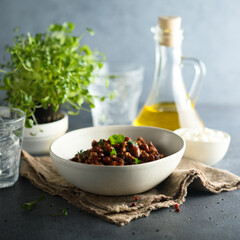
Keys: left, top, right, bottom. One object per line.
{"left": 1, "top": 104, "right": 240, "bottom": 240}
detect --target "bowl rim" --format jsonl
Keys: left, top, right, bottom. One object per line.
{"left": 49, "top": 125, "right": 186, "bottom": 169}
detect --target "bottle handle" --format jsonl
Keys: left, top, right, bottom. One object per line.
{"left": 181, "top": 57, "right": 206, "bottom": 103}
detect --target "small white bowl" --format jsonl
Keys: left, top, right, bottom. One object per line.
{"left": 23, "top": 113, "right": 68, "bottom": 154}
{"left": 174, "top": 128, "right": 231, "bottom": 166}
{"left": 50, "top": 125, "right": 185, "bottom": 196}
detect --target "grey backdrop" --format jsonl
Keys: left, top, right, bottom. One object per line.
{"left": 1, "top": 0, "right": 240, "bottom": 106}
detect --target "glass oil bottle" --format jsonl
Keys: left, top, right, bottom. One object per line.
{"left": 133, "top": 16, "right": 205, "bottom": 131}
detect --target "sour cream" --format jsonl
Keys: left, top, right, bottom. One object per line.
{"left": 175, "top": 127, "right": 227, "bottom": 142}
{"left": 174, "top": 127, "right": 231, "bottom": 165}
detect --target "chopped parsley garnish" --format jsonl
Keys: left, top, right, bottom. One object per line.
{"left": 22, "top": 195, "right": 45, "bottom": 211}
{"left": 99, "top": 139, "right": 104, "bottom": 146}
{"left": 78, "top": 150, "right": 86, "bottom": 156}
{"left": 109, "top": 134, "right": 125, "bottom": 145}
{"left": 128, "top": 140, "right": 138, "bottom": 146}
{"left": 134, "top": 158, "right": 141, "bottom": 164}
{"left": 110, "top": 149, "right": 117, "bottom": 156}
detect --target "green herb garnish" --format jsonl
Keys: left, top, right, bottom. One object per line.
{"left": 110, "top": 149, "right": 117, "bottom": 156}
{"left": 22, "top": 195, "right": 45, "bottom": 211}
{"left": 0, "top": 22, "right": 104, "bottom": 128}
{"left": 109, "top": 134, "right": 125, "bottom": 145}
{"left": 99, "top": 139, "right": 104, "bottom": 146}
{"left": 128, "top": 140, "right": 138, "bottom": 146}
{"left": 134, "top": 158, "right": 141, "bottom": 164}
{"left": 52, "top": 208, "right": 68, "bottom": 216}
{"left": 78, "top": 150, "right": 86, "bottom": 156}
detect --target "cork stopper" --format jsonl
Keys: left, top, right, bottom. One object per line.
{"left": 158, "top": 16, "right": 183, "bottom": 47}
{"left": 158, "top": 16, "right": 182, "bottom": 32}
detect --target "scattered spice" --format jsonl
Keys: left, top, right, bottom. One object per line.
{"left": 131, "top": 203, "right": 136, "bottom": 207}
{"left": 174, "top": 203, "right": 180, "bottom": 212}
{"left": 134, "top": 196, "right": 139, "bottom": 201}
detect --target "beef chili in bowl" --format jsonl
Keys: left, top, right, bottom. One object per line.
{"left": 50, "top": 125, "right": 185, "bottom": 196}
{"left": 70, "top": 134, "right": 165, "bottom": 166}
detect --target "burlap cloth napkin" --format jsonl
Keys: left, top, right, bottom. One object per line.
{"left": 20, "top": 150, "right": 240, "bottom": 226}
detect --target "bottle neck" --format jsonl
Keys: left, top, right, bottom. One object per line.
{"left": 146, "top": 37, "right": 183, "bottom": 106}
{"left": 151, "top": 24, "right": 183, "bottom": 67}
{"left": 153, "top": 41, "right": 182, "bottom": 84}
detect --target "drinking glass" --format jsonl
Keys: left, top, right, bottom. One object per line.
{"left": 0, "top": 107, "right": 25, "bottom": 188}
{"left": 89, "top": 62, "right": 144, "bottom": 126}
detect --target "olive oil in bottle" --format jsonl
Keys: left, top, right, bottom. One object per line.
{"left": 133, "top": 102, "right": 203, "bottom": 131}
{"left": 133, "top": 102, "right": 180, "bottom": 130}
{"left": 133, "top": 16, "right": 205, "bottom": 131}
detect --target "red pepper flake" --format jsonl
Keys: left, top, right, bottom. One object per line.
{"left": 131, "top": 202, "right": 136, "bottom": 207}
{"left": 175, "top": 208, "right": 180, "bottom": 212}
{"left": 174, "top": 203, "right": 180, "bottom": 212}
{"left": 174, "top": 203, "right": 179, "bottom": 209}
{"left": 134, "top": 196, "right": 139, "bottom": 201}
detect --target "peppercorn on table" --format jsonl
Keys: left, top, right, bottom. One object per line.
{"left": 1, "top": 104, "right": 240, "bottom": 240}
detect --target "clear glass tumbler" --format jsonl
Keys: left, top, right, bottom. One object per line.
{"left": 89, "top": 63, "right": 144, "bottom": 126}
{"left": 0, "top": 107, "right": 25, "bottom": 188}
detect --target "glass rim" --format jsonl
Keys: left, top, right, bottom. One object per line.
{"left": 0, "top": 106, "right": 26, "bottom": 124}
{"left": 94, "top": 62, "right": 144, "bottom": 78}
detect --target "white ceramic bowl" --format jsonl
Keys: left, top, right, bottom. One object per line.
{"left": 174, "top": 128, "right": 231, "bottom": 166}
{"left": 23, "top": 113, "right": 68, "bottom": 154}
{"left": 50, "top": 125, "right": 185, "bottom": 196}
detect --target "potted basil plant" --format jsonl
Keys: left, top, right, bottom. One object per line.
{"left": 0, "top": 22, "right": 104, "bottom": 154}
